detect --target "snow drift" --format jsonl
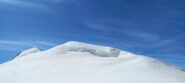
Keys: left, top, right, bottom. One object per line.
{"left": 0, "top": 41, "right": 185, "bottom": 83}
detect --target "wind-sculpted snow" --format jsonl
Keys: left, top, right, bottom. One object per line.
{"left": 0, "top": 41, "right": 185, "bottom": 83}
{"left": 36, "top": 41, "right": 121, "bottom": 58}
{"left": 54, "top": 41, "right": 121, "bottom": 57}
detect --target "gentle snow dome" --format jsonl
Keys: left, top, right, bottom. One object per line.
{"left": 0, "top": 0, "right": 185, "bottom": 69}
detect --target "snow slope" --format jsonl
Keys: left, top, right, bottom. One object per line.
{"left": 14, "top": 47, "right": 41, "bottom": 59}
{"left": 0, "top": 41, "right": 185, "bottom": 83}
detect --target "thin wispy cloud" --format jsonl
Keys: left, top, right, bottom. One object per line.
{"left": 0, "top": 0, "right": 55, "bottom": 9}
{"left": 0, "top": 0, "right": 39, "bottom": 6}
{"left": 0, "top": 40, "right": 56, "bottom": 51}
{"left": 0, "top": 0, "right": 76, "bottom": 13}
{"left": 0, "top": 40, "right": 33, "bottom": 47}
{"left": 84, "top": 18, "right": 160, "bottom": 43}
{"left": 0, "top": 0, "right": 74, "bottom": 5}
{"left": 0, "top": 40, "right": 56, "bottom": 46}
{"left": 33, "top": 40, "right": 56, "bottom": 46}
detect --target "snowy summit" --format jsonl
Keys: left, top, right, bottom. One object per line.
{"left": 0, "top": 41, "right": 185, "bottom": 83}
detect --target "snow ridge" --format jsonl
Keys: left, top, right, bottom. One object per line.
{"left": 45, "top": 41, "right": 121, "bottom": 57}
{"left": 14, "top": 47, "right": 40, "bottom": 59}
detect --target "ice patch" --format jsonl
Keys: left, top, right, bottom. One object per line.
{"left": 63, "top": 41, "right": 121, "bottom": 57}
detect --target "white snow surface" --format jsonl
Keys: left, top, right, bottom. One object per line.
{"left": 0, "top": 41, "right": 185, "bottom": 83}
{"left": 14, "top": 47, "right": 41, "bottom": 59}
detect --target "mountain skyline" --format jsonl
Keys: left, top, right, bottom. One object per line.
{"left": 0, "top": 0, "right": 185, "bottom": 69}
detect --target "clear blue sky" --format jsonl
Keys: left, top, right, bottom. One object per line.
{"left": 0, "top": 0, "right": 185, "bottom": 69}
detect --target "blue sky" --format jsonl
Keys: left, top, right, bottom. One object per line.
{"left": 0, "top": 0, "right": 185, "bottom": 68}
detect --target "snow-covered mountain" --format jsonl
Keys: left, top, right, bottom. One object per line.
{"left": 0, "top": 41, "right": 185, "bottom": 83}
